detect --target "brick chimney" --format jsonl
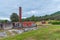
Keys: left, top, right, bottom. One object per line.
{"left": 19, "top": 7, "right": 22, "bottom": 22}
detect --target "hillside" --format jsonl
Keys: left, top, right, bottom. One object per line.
{"left": 51, "top": 11, "right": 60, "bottom": 16}
{"left": 42, "top": 11, "right": 60, "bottom": 20}
{"left": 1, "top": 25, "right": 60, "bottom": 40}
{"left": 22, "top": 11, "right": 60, "bottom": 21}
{"left": 50, "top": 11, "right": 60, "bottom": 20}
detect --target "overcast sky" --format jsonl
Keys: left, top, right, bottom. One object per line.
{"left": 0, "top": 0, "right": 60, "bottom": 20}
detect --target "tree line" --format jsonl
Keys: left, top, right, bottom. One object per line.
{"left": 0, "top": 11, "right": 60, "bottom": 23}
{"left": 10, "top": 11, "right": 60, "bottom": 22}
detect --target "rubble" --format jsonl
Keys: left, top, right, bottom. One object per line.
{"left": 0, "top": 32, "right": 7, "bottom": 37}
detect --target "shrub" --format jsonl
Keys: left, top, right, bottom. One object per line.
{"left": 50, "top": 22, "right": 60, "bottom": 25}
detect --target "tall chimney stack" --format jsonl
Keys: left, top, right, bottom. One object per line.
{"left": 19, "top": 7, "right": 22, "bottom": 22}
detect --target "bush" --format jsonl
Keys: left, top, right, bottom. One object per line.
{"left": 50, "top": 22, "right": 60, "bottom": 25}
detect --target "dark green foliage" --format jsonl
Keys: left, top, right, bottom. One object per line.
{"left": 50, "top": 21, "right": 60, "bottom": 25}
{"left": 0, "top": 20, "right": 9, "bottom": 23}
{"left": 10, "top": 13, "right": 19, "bottom": 22}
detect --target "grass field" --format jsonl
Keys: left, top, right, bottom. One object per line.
{"left": 1, "top": 25, "right": 60, "bottom": 40}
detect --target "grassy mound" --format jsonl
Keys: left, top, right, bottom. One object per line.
{"left": 1, "top": 25, "right": 60, "bottom": 40}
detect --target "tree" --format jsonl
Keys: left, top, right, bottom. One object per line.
{"left": 10, "top": 13, "right": 19, "bottom": 22}
{"left": 4, "top": 20, "right": 9, "bottom": 23}
{"left": 31, "top": 15, "right": 35, "bottom": 21}
{"left": 30, "top": 15, "right": 37, "bottom": 21}
{"left": 0, "top": 20, "right": 9, "bottom": 23}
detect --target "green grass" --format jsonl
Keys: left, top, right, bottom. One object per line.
{"left": 1, "top": 25, "right": 60, "bottom": 40}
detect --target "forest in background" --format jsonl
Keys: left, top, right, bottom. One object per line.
{"left": 0, "top": 11, "right": 60, "bottom": 23}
